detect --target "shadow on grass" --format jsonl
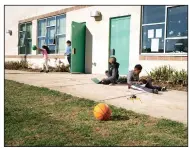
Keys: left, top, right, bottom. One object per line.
{"left": 110, "top": 115, "right": 130, "bottom": 121}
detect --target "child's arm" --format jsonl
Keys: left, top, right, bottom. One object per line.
{"left": 37, "top": 47, "right": 44, "bottom": 52}
{"left": 127, "top": 72, "right": 142, "bottom": 87}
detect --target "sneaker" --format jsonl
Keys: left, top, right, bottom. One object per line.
{"left": 161, "top": 87, "right": 167, "bottom": 91}
{"left": 152, "top": 89, "right": 159, "bottom": 94}
{"left": 46, "top": 70, "right": 49, "bottom": 73}
{"left": 40, "top": 70, "right": 44, "bottom": 72}
{"left": 109, "top": 83, "right": 115, "bottom": 86}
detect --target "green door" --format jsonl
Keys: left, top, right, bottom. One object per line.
{"left": 71, "top": 21, "right": 86, "bottom": 73}
{"left": 109, "top": 16, "right": 130, "bottom": 75}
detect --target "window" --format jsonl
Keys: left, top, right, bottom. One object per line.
{"left": 18, "top": 22, "right": 32, "bottom": 54}
{"left": 165, "top": 6, "right": 188, "bottom": 53}
{"left": 143, "top": 6, "right": 165, "bottom": 24}
{"left": 37, "top": 14, "right": 66, "bottom": 54}
{"left": 141, "top": 6, "right": 188, "bottom": 54}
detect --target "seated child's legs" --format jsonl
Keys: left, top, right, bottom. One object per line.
{"left": 101, "top": 79, "right": 111, "bottom": 85}
{"left": 145, "top": 78, "right": 162, "bottom": 91}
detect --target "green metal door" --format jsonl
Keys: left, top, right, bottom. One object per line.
{"left": 109, "top": 16, "right": 130, "bottom": 75}
{"left": 71, "top": 21, "right": 86, "bottom": 73}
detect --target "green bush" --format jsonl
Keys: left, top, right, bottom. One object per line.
{"left": 118, "top": 76, "right": 127, "bottom": 83}
{"left": 49, "top": 63, "right": 69, "bottom": 72}
{"left": 5, "top": 60, "right": 69, "bottom": 72}
{"left": 148, "top": 65, "right": 187, "bottom": 85}
{"left": 148, "top": 65, "right": 175, "bottom": 81}
{"left": 5, "top": 60, "right": 28, "bottom": 70}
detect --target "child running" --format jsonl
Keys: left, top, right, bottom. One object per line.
{"left": 127, "top": 64, "right": 167, "bottom": 94}
{"left": 37, "top": 45, "right": 50, "bottom": 73}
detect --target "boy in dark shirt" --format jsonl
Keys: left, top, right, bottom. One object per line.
{"left": 127, "top": 64, "right": 166, "bottom": 94}
{"left": 100, "top": 57, "right": 120, "bottom": 85}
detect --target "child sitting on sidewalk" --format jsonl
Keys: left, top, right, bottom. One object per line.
{"left": 127, "top": 64, "right": 167, "bottom": 94}
{"left": 100, "top": 57, "right": 120, "bottom": 86}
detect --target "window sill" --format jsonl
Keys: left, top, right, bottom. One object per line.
{"left": 139, "top": 55, "right": 187, "bottom": 61}
{"left": 140, "top": 53, "right": 187, "bottom": 57}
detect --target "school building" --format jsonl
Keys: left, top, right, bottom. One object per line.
{"left": 5, "top": 6, "right": 188, "bottom": 75}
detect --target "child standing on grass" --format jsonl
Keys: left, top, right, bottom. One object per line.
{"left": 37, "top": 45, "right": 50, "bottom": 73}
{"left": 127, "top": 64, "right": 167, "bottom": 94}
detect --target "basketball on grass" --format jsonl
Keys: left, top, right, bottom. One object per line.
{"left": 93, "top": 103, "right": 111, "bottom": 121}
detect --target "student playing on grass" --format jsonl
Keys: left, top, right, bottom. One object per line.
{"left": 127, "top": 64, "right": 167, "bottom": 94}
{"left": 99, "top": 57, "right": 120, "bottom": 86}
{"left": 37, "top": 45, "right": 50, "bottom": 73}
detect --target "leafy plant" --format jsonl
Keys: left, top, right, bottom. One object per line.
{"left": 5, "top": 60, "right": 28, "bottom": 70}
{"left": 149, "top": 65, "right": 187, "bottom": 86}
{"left": 168, "top": 69, "right": 188, "bottom": 86}
{"left": 118, "top": 76, "right": 127, "bottom": 83}
{"left": 50, "top": 58, "right": 69, "bottom": 72}
{"left": 149, "top": 65, "right": 175, "bottom": 81}
{"left": 5, "top": 58, "right": 69, "bottom": 72}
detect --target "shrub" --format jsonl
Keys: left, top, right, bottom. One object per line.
{"left": 49, "top": 63, "right": 69, "bottom": 72}
{"left": 51, "top": 58, "right": 70, "bottom": 72}
{"left": 168, "top": 69, "right": 188, "bottom": 85}
{"left": 118, "top": 76, "right": 127, "bottom": 83}
{"left": 5, "top": 58, "right": 70, "bottom": 72}
{"left": 148, "top": 65, "right": 187, "bottom": 86}
{"left": 148, "top": 65, "right": 175, "bottom": 81}
{"left": 5, "top": 60, "right": 28, "bottom": 70}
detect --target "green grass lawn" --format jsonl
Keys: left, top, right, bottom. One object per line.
{"left": 5, "top": 80, "right": 187, "bottom": 146}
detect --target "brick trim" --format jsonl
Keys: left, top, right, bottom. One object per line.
{"left": 5, "top": 55, "right": 65, "bottom": 59}
{"left": 19, "top": 6, "right": 90, "bottom": 23}
{"left": 139, "top": 55, "right": 187, "bottom": 61}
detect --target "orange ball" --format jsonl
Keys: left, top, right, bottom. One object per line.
{"left": 93, "top": 103, "right": 112, "bottom": 121}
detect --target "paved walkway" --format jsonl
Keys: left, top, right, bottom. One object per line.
{"left": 5, "top": 70, "right": 187, "bottom": 124}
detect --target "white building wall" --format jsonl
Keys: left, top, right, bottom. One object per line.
{"left": 66, "top": 6, "right": 187, "bottom": 75}
{"left": 5, "top": 6, "right": 71, "bottom": 55}
{"left": 66, "top": 6, "right": 142, "bottom": 74}
{"left": 5, "top": 6, "right": 187, "bottom": 75}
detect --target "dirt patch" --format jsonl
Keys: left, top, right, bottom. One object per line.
{"left": 6, "top": 140, "right": 24, "bottom": 146}
{"left": 93, "top": 127, "right": 110, "bottom": 137}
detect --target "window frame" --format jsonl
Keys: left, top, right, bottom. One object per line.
{"left": 37, "top": 14, "right": 66, "bottom": 55}
{"left": 18, "top": 22, "right": 32, "bottom": 55}
{"left": 141, "top": 5, "right": 188, "bottom": 56}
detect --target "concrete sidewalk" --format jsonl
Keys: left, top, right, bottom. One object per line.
{"left": 5, "top": 70, "right": 187, "bottom": 124}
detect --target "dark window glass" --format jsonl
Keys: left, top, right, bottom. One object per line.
{"left": 19, "top": 24, "right": 26, "bottom": 31}
{"left": 47, "top": 17, "right": 55, "bottom": 26}
{"left": 26, "top": 23, "right": 32, "bottom": 38}
{"left": 165, "top": 39, "right": 188, "bottom": 53}
{"left": 56, "top": 34, "right": 66, "bottom": 54}
{"left": 38, "top": 19, "right": 46, "bottom": 37}
{"left": 143, "top": 6, "right": 166, "bottom": 24}
{"left": 142, "top": 24, "right": 165, "bottom": 53}
{"left": 19, "top": 47, "right": 25, "bottom": 54}
{"left": 26, "top": 39, "right": 32, "bottom": 54}
{"left": 48, "top": 45, "right": 55, "bottom": 54}
{"left": 47, "top": 27, "right": 55, "bottom": 45}
{"left": 18, "top": 23, "right": 32, "bottom": 54}
{"left": 37, "top": 14, "right": 66, "bottom": 54}
{"left": 56, "top": 15, "right": 66, "bottom": 34}
{"left": 38, "top": 37, "right": 46, "bottom": 48}
{"left": 167, "top": 6, "right": 188, "bottom": 37}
